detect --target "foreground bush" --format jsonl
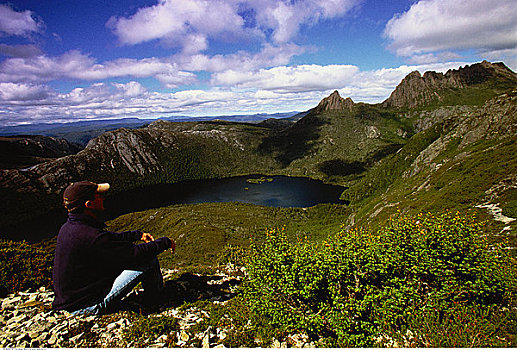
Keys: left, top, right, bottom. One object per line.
{"left": 242, "top": 212, "right": 517, "bottom": 347}
{"left": 0, "top": 240, "right": 53, "bottom": 297}
{"left": 122, "top": 315, "right": 178, "bottom": 347}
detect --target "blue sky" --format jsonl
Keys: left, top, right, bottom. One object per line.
{"left": 0, "top": 0, "right": 515, "bottom": 126}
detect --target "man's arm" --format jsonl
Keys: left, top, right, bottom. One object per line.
{"left": 109, "top": 230, "right": 143, "bottom": 242}
{"left": 94, "top": 233, "right": 173, "bottom": 267}
{"left": 130, "top": 232, "right": 175, "bottom": 254}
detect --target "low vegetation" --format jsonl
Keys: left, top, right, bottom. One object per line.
{"left": 230, "top": 211, "right": 516, "bottom": 347}
{"left": 122, "top": 314, "right": 178, "bottom": 347}
{"left": 107, "top": 202, "right": 350, "bottom": 267}
{"left": 0, "top": 240, "right": 53, "bottom": 297}
{"left": 3, "top": 209, "right": 516, "bottom": 347}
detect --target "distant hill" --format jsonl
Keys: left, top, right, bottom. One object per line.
{"left": 0, "top": 135, "right": 82, "bottom": 169}
{"left": 0, "top": 113, "right": 299, "bottom": 146}
{"left": 1, "top": 60, "right": 516, "bottom": 244}
{"left": 0, "top": 118, "right": 150, "bottom": 146}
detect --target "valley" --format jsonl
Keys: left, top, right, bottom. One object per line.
{"left": 1, "top": 61, "right": 516, "bottom": 246}
{"left": 0, "top": 60, "right": 516, "bottom": 347}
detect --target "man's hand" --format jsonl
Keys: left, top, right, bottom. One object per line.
{"left": 141, "top": 232, "right": 154, "bottom": 243}
{"left": 170, "top": 239, "right": 176, "bottom": 253}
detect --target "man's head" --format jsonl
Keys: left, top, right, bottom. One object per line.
{"left": 63, "top": 180, "right": 110, "bottom": 214}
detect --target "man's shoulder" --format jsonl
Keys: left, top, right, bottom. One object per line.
{"left": 58, "top": 216, "right": 105, "bottom": 244}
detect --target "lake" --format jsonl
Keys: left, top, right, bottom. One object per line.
{"left": 5, "top": 175, "right": 346, "bottom": 242}
{"left": 106, "top": 175, "right": 347, "bottom": 217}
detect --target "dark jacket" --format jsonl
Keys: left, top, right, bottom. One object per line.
{"left": 52, "top": 213, "right": 171, "bottom": 311}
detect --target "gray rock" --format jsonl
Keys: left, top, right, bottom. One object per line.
{"left": 28, "top": 331, "right": 40, "bottom": 339}
{"left": 69, "top": 332, "right": 83, "bottom": 344}
{"left": 202, "top": 326, "right": 212, "bottom": 348}
{"left": 15, "top": 332, "right": 27, "bottom": 341}
{"left": 17, "top": 340, "right": 28, "bottom": 348}
{"left": 202, "top": 333, "right": 210, "bottom": 348}
{"left": 179, "top": 330, "right": 190, "bottom": 342}
{"left": 47, "top": 332, "right": 58, "bottom": 345}
{"left": 35, "top": 332, "right": 48, "bottom": 343}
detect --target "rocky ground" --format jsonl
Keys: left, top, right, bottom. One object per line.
{"left": 0, "top": 266, "right": 316, "bottom": 348}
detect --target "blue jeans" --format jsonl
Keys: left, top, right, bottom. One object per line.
{"left": 73, "top": 258, "right": 164, "bottom": 315}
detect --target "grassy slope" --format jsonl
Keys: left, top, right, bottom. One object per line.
{"left": 101, "top": 88, "right": 517, "bottom": 269}
{"left": 261, "top": 104, "right": 413, "bottom": 185}
{"left": 344, "top": 92, "right": 517, "bottom": 247}
{"left": 107, "top": 202, "right": 349, "bottom": 267}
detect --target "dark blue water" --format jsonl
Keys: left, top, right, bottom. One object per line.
{"left": 6, "top": 175, "right": 346, "bottom": 242}
{"left": 106, "top": 175, "right": 346, "bottom": 215}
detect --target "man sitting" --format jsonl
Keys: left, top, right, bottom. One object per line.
{"left": 52, "top": 180, "right": 175, "bottom": 314}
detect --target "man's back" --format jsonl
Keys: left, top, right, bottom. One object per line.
{"left": 52, "top": 213, "right": 118, "bottom": 311}
{"left": 53, "top": 180, "right": 173, "bottom": 314}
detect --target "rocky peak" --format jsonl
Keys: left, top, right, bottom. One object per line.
{"left": 314, "top": 90, "right": 354, "bottom": 113}
{"left": 383, "top": 61, "right": 517, "bottom": 108}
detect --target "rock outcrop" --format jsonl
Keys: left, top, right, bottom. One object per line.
{"left": 0, "top": 121, "right": 281, "bottom": 238}
{"left": 313, "top": 90, "right": 354, "bottom": 113}
{"left": 383, "top": 61, "right": 517, "bottom": 108}
{"left": 0, "top": 266, "right": 317, "bottom": 348}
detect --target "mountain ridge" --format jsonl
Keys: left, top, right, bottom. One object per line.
{"left": 313, "top": 90, "right": 354, "bottom": 113}
{"left": 1, "top": 60, "right": 516, "bottom": 241}
{"left": 383, "top": 60, "right": 517, "bottom": 108}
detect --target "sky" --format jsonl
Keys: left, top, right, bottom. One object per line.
{"left": 0, "top": 0, "right": 516, "bottom": 126}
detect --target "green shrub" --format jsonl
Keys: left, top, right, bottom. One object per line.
{"left": 385, "top": 301, "right": 517, "bottom": 347}
{"left": 241, "top": 212, "right": 517, "bottom": 347}
{"left": 122, "top": 315, "right": 178, "bottom": 347}
{"left": 216, "top": 244, "right": 249, "bottom": 267}
{"left": 0, "top": 240, "right": 53, "bottom": 297}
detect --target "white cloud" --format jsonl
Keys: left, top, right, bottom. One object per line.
{"left": 0, "top": 50, "right": 197, "bottom": 87}
{"left": 0, "top": 44, "right": 307, "bottom": 89}
{"left": 0, "top": 44, "right": 42, "bottom": 58}
{"left": 406, "top": 52, "right": 462, "bottom": 65}
{"left": 250, "top": 0, "right": 361, "bottom": 43}
{"left": 1, "top": 61, "right": 478, "bottom": 126}
{"left": 112, "top": 81, "right": 148, "bottom": 98}
{"left": 0, "top": 82, "right": 51, "bottom": 102}
{"left": 174, "top": 43, "right": 305, "bottom": 73}
{"left": 107, "top": 0, "right": 250, "bottom": 49}
{"left": 107, "top": 0, "right": 360, "bottom": 49}
{"left": 0, "top": 5, "right": 42, "bottom": 37}
{"left": 384, "top": 0, "right": 517, "bottom": 61}
{"left": 211, "top": 64, "right": 359, "bottom": 92}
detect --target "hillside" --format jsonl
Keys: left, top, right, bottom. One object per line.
{"left": 0, "top": 60, "right": 515, "bottom": 243}
{"left": 344, "top": 88, "right": 517, "bottom": 247}
{"left": 0, "top": 135, "right": 82, "bottom": 169}
{"left": 1, "top": 60, "right": 517, "bottom": 348}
